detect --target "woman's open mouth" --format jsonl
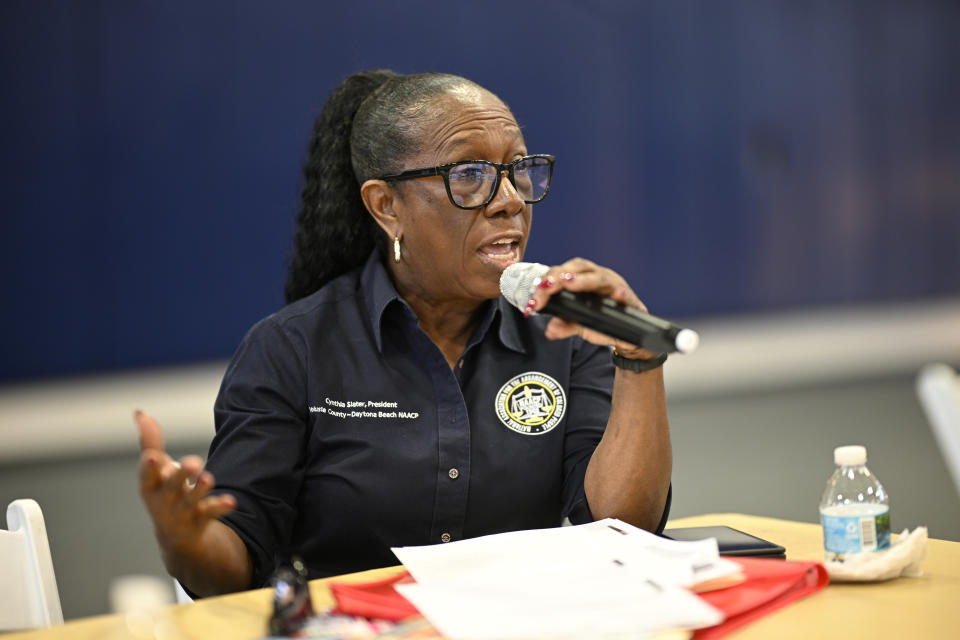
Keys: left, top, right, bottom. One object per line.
{"left": 477, "top": 239, "right": 520, "bottom": 268}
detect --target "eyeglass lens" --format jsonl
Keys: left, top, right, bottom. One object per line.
{"left": 448, "top": 157, "right": 551, "bottom": 207}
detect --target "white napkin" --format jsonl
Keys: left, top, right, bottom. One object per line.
{"left": 825, "top": 527, "right": 928, "bottom": 582}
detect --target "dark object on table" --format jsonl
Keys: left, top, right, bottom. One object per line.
{"left": 662, "top": 525, "right": 786, "bottom": 559}
{"left": 268, "top": 556, "right": 316, "bottom": 636}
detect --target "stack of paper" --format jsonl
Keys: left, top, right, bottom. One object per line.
{"left": 391, "top": 519, "right": 739, "bottom": 639}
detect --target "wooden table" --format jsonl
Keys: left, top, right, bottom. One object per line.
{"left": 7, "top": 514, "right": 959, "bottom": 639}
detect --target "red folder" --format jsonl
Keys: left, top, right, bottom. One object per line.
{"left": 693, "top": 557, "right": 829, "bottom": 639}
{"left": 329, "top": 571, "right": 420, "bottom": 622}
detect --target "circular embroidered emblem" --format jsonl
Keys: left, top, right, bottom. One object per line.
{"left": 494, "top": 371, "right": 566, "bottom": 435}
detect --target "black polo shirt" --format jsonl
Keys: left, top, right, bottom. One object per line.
{"left": 208, "top": 251, "right": 670, "bottom": 588}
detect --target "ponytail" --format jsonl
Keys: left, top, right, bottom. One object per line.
{"left": 285, "top": 69, "right": 397, "bottom": 303}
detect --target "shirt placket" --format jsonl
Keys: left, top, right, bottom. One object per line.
{"left": 432, "top": 358, "right": 471, "bottom": 543}
{"left": 407, "top": 332, "right": 472, "bottom": 545}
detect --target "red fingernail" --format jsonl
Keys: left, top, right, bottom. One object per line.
{"left": 523, "top": 298, "right": 536, "bottom": 317}
{"left": 561, "top": 272, "right": 575, "bottom": 282}
{"left": 537, "top": 276, "right": 555, "bottom": 289}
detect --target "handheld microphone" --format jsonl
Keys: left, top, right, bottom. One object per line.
{"left": 499, "top": 262, "right": 699, "bottom": 354}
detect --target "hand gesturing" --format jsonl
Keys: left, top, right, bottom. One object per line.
{"left": 135, "top": 410, "right": 235, "bottom": 554}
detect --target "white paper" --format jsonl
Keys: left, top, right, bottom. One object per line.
{"left": 390, "top": 519, "right": 730, "bottom": 639}
{"left": 396, "top": 580, "right": 719, "bottom": 640}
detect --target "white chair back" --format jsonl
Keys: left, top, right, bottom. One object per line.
{"left": 174, "top": 579, "right": 194, "bottom": 604}
{"left": 0, "top": 499, "right": 64, "bottom": 630}
{"left": 917, "top": 363, "right": 960, "bottom": 498}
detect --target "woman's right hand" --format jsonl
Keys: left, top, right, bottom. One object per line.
{"left": 135, "top": 410, "right": 236, "bottom": 558}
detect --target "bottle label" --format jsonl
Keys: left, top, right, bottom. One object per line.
{"left": 820, "top": 508, "right": 891, "bottom": 554}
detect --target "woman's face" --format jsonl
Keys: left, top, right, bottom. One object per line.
{"left": 389, "top": 89, "right": 533, "bottom": 305}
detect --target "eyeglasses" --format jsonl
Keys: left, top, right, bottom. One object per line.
{"left": 378, "top": 154, "right": 555, "bottom": 210}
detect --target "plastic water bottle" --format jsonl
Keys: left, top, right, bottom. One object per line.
{"left": 819, "top": 445, "right": 890, "bottom": 562}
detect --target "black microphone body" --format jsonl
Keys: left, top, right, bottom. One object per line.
{"left": 541, "top": 289, "right": 685, "bottom": 354}
{"left": 499, "top": 262, "right": 699, "bottom": 354}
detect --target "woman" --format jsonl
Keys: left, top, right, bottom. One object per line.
{"left": 137, "top": 70, "right": 672, "bottom": 597}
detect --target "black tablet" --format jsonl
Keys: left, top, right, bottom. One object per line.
{"left": 662, "top": 525, "right": 786, "bottom": 559}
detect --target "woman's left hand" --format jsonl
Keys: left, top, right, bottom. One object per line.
{"left": 523, "top": 257, "right": 659, "bottom": 360}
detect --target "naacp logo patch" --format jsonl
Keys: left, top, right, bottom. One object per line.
{"left": 494, "top": 371, "right": 566, "bottom": 435}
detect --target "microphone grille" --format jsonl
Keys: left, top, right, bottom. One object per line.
{"left": 499, "top": 262, "right": 549, "bottom": 309}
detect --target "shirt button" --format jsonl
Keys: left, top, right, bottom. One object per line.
{"left": 458, "top": 359, "right": 464, "bottom": 368}
{"left": 449, "top": 416, "right": 456, "bottom": 424}
{"left": 441, "top": 532, "right": 452, "bottom": 543}
{"left": 448, "top": 468, "right": 459, "bottom": 479}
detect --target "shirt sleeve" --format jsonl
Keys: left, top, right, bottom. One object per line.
{"left": 206, "top": 317, "right": 309, "bottom": 589}
{"left": 560, "top": 341, "right": 672, "bottom": 533}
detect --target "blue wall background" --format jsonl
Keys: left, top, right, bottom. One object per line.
{"left": 2, "top": 0, "right": 958, "bottom": 381}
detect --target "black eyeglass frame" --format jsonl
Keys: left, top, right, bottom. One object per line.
{"left": 377, "top": 154, "right": 555, "bottom": 210}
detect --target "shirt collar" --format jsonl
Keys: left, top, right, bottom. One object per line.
{"left": 360, "top": 250, "right": 527, "bottom": 355}
{"left": 495, "top": 296, "right": 528, "bottom": 354}
{"left": 361, "top": 251, "right": 407, "bottom": 354}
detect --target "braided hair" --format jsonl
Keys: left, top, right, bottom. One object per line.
{"left": 284, "top": 70, "right": 484, "bottom": 303}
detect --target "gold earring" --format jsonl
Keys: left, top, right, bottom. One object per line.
{"left": 394, "top": 235, "right": 401, "bottom": 263}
